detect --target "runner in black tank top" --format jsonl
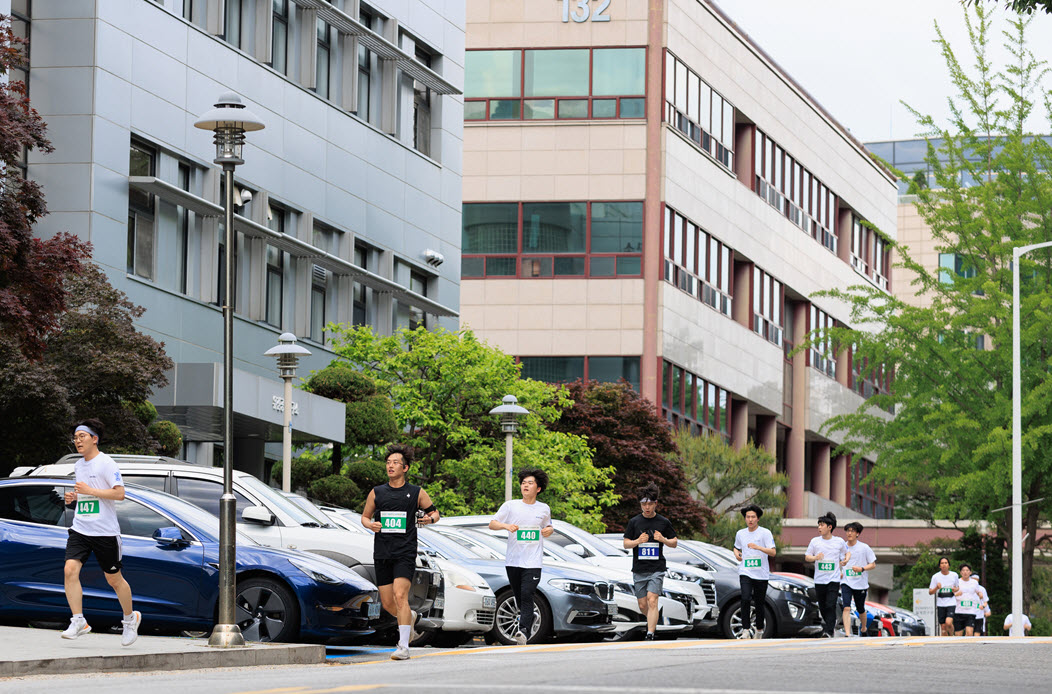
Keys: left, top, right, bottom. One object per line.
{"left": 360, "top": 444, "right": 440, "bottom": 661}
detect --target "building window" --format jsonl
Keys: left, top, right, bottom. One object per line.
{"left": 128, "top": 141, "right": 156, "bottom": 281}
{"left": 408, "top": 269, "right": 428, "bottom": 330}
{"left": 310, "top": 265, "right": 327, "bottom": 343}
{"left": 9, "top": 1, "right": 30, "bottom": 179}
{"left": 661, "top": 360, "right": 730, "bottom": 439}
{"left": 465, "top": 47, "right": 646, "bottom": 121}
{"left": 518, "top": 356, "right": 640, "bottom": 391}
{"left": 849, "top": 344, "right": 893, "bottom": 413}
{"left": 664, "top": 50, "right": 735, "bottom": 171}
{"left": 315, "top": 18, "right": 332, "bottom": 99}
{"left": 353, "top": 243, "right": 369, "bottom": 326}
{"left": 265, "top": 202, "right": 287, "bottom": 328}
{"left": 752, "top": 266, "right": 783, "bottom": 347}
{"left": 663, "top": 206, "right": 732, "bottom": 316}
{"left": 177, "top": 162, "right": 191, "bottom": 294}
{"left": 272, "top": 0, "right": 289, "bottom": 74}
{"left": 938, "top": 252, "right": 977, "bottom": 284}
{"left": 852, "top": 215, "right": 890, "bottom": 290}
{"left": 223, "top": 0, "right": 243, "bottom": 49}
{"left": 462, "top": 201, "right": 643, "bottom": 278}
{"left": 850, "top": 458, "right": 894, "bottom": 519}
{"left": 809, "top": 305, "right": 837, "bottom": 379}
{"left": 357, "top": 8, "right": 375, "bottom": 123}
{"left": 413, "top": 46, "right": 433, "bottom": 156}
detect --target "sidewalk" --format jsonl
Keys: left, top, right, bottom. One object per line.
{"left": 0, "top": 625, "right": 324, "bottom": 678}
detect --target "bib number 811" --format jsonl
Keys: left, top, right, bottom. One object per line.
{"left": 561, "top": 0, "right": 611, "bottom": 23}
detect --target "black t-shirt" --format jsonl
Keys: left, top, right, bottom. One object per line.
{"left": 371, "top": 482, "right": 421, "bottom": 560}
{"left": 623, "top": 513, "right": 676, "bottom": 573}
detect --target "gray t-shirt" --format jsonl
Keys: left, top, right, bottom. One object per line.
{"left": 734, "top": 526, "right": 776, "bottom": 580}
{"left": 842, "top": 540, "right": 876, "bottom": 589}
{"left": 72, "top": 452, "right": 122, "bottom": 537}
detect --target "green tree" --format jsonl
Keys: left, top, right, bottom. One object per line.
{"left": 969, "top": 0, "right": 1052, "bottom": 15}
{"left": 804, "top": 5, "right": 1052, "bottom": 610}
{"left": 327, "top": 325, "right": 616, "bottom": 530}
{"left": 671, "top": 428, "right": 787, "bottom": 547}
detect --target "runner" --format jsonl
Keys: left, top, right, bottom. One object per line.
{"left": 489, "top": 468, "right": 554, "bottom": 646}
{"left": 360, "top": 444, "right": 439, "bottom": 660}
{"left": 61, "top": 419, "right": 141, "bottom": 646}
{"left": 840, "top": 521, "right": 877, "bottom": 637}
{"left": 974, "top": 576, "right": 990, "bottom": 637}
{"left": 953, "top": 563, "right": 982, "bottom": 637}
{"left": 927, "top": 557, "right": 959, "bottom": 636}
{"left": 804, "top": 512, "right": 849, "bottom": 638}
{"left": 732, "top": 504, "right": 776, "bottom": 639}
{"left": 623, "top": 483, "right": 677, "bottom": 641}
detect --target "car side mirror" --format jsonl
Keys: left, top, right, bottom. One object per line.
{"left": 242, "top": 505, "right": 275, "bottom": 525}
{"left": 565, "top": 543, "right": 587, "bottom": 558}
{"left": 153, "top": 526, "right": 186, "bottom": 546}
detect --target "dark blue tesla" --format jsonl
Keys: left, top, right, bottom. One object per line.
{"left": 0, "top": 478, "right": 381, "bottom": 642}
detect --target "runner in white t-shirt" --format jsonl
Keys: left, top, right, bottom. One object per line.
{"left": 732, "top": 504, "right": 776, "bottom": 640}
{"left": 490, "top": 468, "right": 553, "bottom": 646}
{"left": 928, "top": 557, "right": 959, "bottom": 636}
{"left": 61, "top": 419, "right": 140, "bottom": 647}
{"left": 1003, "top": 612, "right": 1032, "bottom": 634}
{"left": 953, "top": 564, "right": 982, "bottom": 636}
{"left": 805, "top": 512, "right": 850, "bottom": 638}
{"left": 840, "top": 521, "right": 877, "bottom": 637}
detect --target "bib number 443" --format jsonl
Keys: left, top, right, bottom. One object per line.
{"left": 561, "top": 0, "right": 611, "bottom": 23}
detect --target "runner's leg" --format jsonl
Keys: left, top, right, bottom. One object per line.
{"left": 64, "top": 560, "right": 84, "bottom": 615}
{"left": 739, "top": 575, "right": 754, "bottom": 635}
{"left": 517, "top": 568, "right": 541, "bottom": 637}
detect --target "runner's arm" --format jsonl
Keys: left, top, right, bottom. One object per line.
{"left": 361, "top": 490, "right": 382, "bottom": 532}
{"left": 418, "top": 488, "right": 439, "bottom": 524}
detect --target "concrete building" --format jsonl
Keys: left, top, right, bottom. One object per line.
{"left": 459, "top": 0, "right": 898, "bottom": 523}
{"left": 15, "top": 0, "right": 464, "bottom": 476}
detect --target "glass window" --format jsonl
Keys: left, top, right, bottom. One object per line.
{"left": 590, "top": 256, "right": 615, "bottom": 276}
{"left": 464, "top": 101, "right": 486, "bottom": 120}
{"left": 114, "top": 499, "right": 179, "bottom": 538}
{"left": 174, "top": 477, "right": 254, "bottom": 519}
{"left": 486, "top": 257, "right": 517, "bottom": 276}
{"left": 592, "top": 99, "right": 616, "bottom": 118}
{"left": 522, "top": 202, "right": 586, "bottom": 253}
{"left": 489, "top": 100, "right": 521, "bottom": 120}
{"left": 525, "top": 49, "right": 589, "bottom": 97}
{"left": 519, "top": 357, "right": 584, "bottom": 384}
{"left": 620, "top": 98, "right": 645, "bottom": 118}
{"left": 591, "top": 202, "right": 643, "bottom": 253}
{"left": 617, "top": 256, "right": 641, "bottom": 275}
{"left": 463, "top": 203, "right": 518, "bottom": 253}
{"left": 122, "top": 475, "right": 167, "bottom": 492}
{"left": 524, "top": 99, "right": 555, "bottom": 120}
{"left": 272, "top": 0, "right": 288, "bottom": 74}
{"left": 558, "top": 99, "right": 589, "bottom": 119}
{"left": 589, "top": 356, "right": 640, "bottom": 391}
{"left": 465, "top": 50, "right": 521, "bottom": 98}
{"left": 0, "top": 485, "right": 69, "bottom": 526}
{"left": 462, "top": 257, "right": 484, "bottom": 277}
{"left": 592, "top": 48, "right": 645, "bottom": 96}
{"left": 553, "top": 257, "right": 585, "bottom": 276}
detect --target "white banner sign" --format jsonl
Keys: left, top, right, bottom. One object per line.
{"left": 913, "top": 589, "right": 936, "bottom": 636}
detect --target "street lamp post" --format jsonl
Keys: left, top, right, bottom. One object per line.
{"left": 194, "top": 93, "right": 264, "bottom": 649}
{"left": 265, "top": 333, "right": 311, "bottom": 493}
{"left": 489, "top": 395, "right": 529, "bottom": 501}
{"left": 1009, "top": 241, "right": 1052, "bottom": 637}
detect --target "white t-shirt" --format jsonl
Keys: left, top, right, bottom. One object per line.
{"left": 806, "top": 535, "right": 849, "bottom": 585}
{"left": 72, "top": 452, "right": 123, "bottom": 537}
{"left": 1004, "top": 613, "right": 1032, "bottom": 630}
{"left": 929, "top": 571, "right": 959, "bottom": 607}
{"left": 495, "top": 499, "right": 552, "bottom": 569}
{"left": 734, "top": 526, "right": 776, "bottom": 580}
{"left": 955, "top": 577, "right": 983, "bottom": 616}
{"left": 842, "top": 540, "right": 876, "bottom": 589}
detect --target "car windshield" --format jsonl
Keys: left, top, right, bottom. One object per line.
{"left": 427, "top": 527, "right": 504, "bottom": 561}
{"left": 236, "top": 474, "right": 330, "bottom": 527}
{"left": 283, "top": 493, "right": 339, "bottom": 529}
{"left": 553, "top": 523, "right": 627, "bottom": 557}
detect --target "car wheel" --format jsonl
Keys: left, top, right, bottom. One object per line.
{"left": 410, "top": 628, "right": 435, "bottom": 647}
{"left": 879, "top": 625, "right": 892, "bottom": 637}
{"left": 235, "top": 577, "right": 300, "bottom": 643}
{"left": 719, "top": 601, "right": 776, "bottom": 639}
{"left": 490, "top": 590, "right": 552, "bottom": 645}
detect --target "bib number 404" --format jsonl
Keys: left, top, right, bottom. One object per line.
{"left": 561, "top": 0, "right": 611, "bottom": 23}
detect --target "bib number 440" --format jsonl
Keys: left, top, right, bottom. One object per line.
{"left": 561, "top": 0, "right": 611, "bottom": 23}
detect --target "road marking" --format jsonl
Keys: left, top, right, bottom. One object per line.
{"left": 238, "top": 685, "right": 837, "bottom": 694}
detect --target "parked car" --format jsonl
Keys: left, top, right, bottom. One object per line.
{"left": 317, "top": 505, "right": 497, "bottom": 645}
{"left": 885, "top": 604, "right": 926, "bottom": 636}
{"left": 26, "top": 455, "right": 443, "bottom": 636}
{"left": 0, "top": 477, "right": 381, "bottom": 642}
{"left": 420, "top": 525, "right": 618, "bottom": 645}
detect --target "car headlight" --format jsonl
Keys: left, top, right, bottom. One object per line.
{"left": 290, "top": 559, "right": 341, "bottom": 585}
{"left": 664, "top": 570, "right": 695, "bottom": 582}
{"left": 446, "top": 568, "right": 479, "bottom": 592}
{"left": 614, "top": 581, "right": 634, "bottom": 595}
{"left": 768, "top": 579, "right": 808, "bottom": 597}
{"left": 548, "top": 578, "right": 596, "bottom": 595}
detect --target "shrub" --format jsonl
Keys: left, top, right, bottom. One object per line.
{"left": 309, "top": 475, "right": 362, "bottom": 509}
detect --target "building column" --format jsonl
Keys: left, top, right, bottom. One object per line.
{"left": 831, "top": 453, "right": 849, "bottom": 507}
{"left": 731, "top": 399, "right": 749, "bottom": 451}
{"left": 813, "top": 441, "right": 831, "bottom": 500}
{"left": 233, "top": 438, "right": 267, "bottom": 481}
{"left": 787, "top": 301, "right": 808, "bottom": 518}
{"left": 757, "top": 415, "right": 777, "bottom": 473}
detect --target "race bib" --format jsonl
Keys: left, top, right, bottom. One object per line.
{"left": 744, "top": 557, "right": 762, "bottom": 569}
{"left": 516, "top": 527, "right": 540, "bottom": 543}
{"left": 844, "top": 568, "right": 861, "bottom": 577}
{"left": 817, "top": 561, "right": 835, "bottom": 572}
{"left": 76, "top": 496, "right": 100, "bottom": 515}
{"left": 638, "top": 542, "right": 660, "bottom": 560}
{"left": 937, "top": 588, "right": 953, "bottom": 598}
{"left": 960, "top": 600, "right": 975, "bottom": 608}
{"left": 379, "top": 511, "right": 407, "bottom": 533}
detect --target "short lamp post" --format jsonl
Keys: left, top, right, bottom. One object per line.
{"left": 489, "top": 395, "right": 529, "bottom": 502}
{"left": 194, "top": 93, "right": 264, "bottom": 649}
{"left": 264, "top": 332, "right": 311, "bottom": 494}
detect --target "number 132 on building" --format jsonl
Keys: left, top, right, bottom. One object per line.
{"left": 560, "top": 0, "right": 612, "bottom": 23}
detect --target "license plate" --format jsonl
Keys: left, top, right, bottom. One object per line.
{"left": 434, "top": 597, "right": 445, "bottom": 609}
{"left": 483, "top": 596, "right": 496, "bottom": 609}
{"left": 606, "top": 603, "right": 618, "bottom": 616}
{"left": 367, "top": 602, "right": 381, "bottom": 619}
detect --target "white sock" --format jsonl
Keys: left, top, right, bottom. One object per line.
{"left": 398, "top": 624, "right": 411, "bottom": 648}
{"left": 123, "top": 613, "right": 134, "bottom": 621}
{"left": 73, "top": 613, "right": 83, "bottom": 621}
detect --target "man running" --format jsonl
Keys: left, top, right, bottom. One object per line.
{"left": 61, "top": 419, "right": 141, "bottom": 646}
{"left": 489, "top": 468, "right": 554, "bottom": 646}
{"left": 623, "top": 483, "right": 677, "bottom": 641}
{"left": 953, "top": 563, "right": 982, "bottom": 637}
{"left": 840, "top": 521, "right": 876, "bottom": 637}
{"left": 804, "top": 512, "right": 849, "bottom": 638}
{"left": 361, "top": 444, "right": 439, "bottom": 660}
{"left": 928, "top": 557, "right": 958, "bottom": 636}
{"left": 732, "top": 504, "right": 776, "bottom": 639}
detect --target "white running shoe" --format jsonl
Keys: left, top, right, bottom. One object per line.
{"left": 513, "top": 630, "right": 527, "bottom": 646}
{"left": 751, "top": 627, "right": 762, "bottom": 640}
{"left": 409, "top": 610, "right": 422, "bottom": 643}
{"left": 390, "top": 645, "right": 410, "bottom": 661}
{"left": 61, "top": 616, "right": 91, "bottom": 640}
{"left": 738, "top": 627, "right": 751, "bottom": 639}
{"left": 121, "top": 611, "right": 141, "bottom": 647}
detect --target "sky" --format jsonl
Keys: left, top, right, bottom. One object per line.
{"left": 714, "top": 0, "right": 1052, "bottom": 143}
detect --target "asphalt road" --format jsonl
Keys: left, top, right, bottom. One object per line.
{"left": 3, "top": 636, "right": 1050, "bottom": 694}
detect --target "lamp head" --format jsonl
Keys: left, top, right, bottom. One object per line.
{"left": 264, "top": 332, "right": 311, "bottom": 378}
{"left": 194, "top": 93, "right": 265, "bottom": 166}
{"left": 489, "top": 394, "right": 529, "bottom": 434}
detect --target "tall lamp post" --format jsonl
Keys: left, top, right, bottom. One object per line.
{"left": 194, "top": 93, "right": 264, "bottom": 648}
{"left": 489, "top": 395, "right": 529, "bottom": 501}
{"left": 265, "top": 332, "right": 311, "bottom": 493}
{"left": 1009, "top": 241, "right": 1052, "bottom": 637}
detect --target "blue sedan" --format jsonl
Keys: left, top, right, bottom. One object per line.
{"left": 0, "top": 478, "right": 381, "bottom": 642}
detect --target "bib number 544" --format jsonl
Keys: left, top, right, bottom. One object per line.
{"left": 561, "top": 0, "right": 611, "bottom": 23}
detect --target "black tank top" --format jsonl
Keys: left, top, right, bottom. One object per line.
{"left": 371, "top": 482, "right": 421, "bottom": 559}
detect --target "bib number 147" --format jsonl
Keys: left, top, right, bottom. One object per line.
{"left": 561, "top": 0, "right": 611, "bottom": 23}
